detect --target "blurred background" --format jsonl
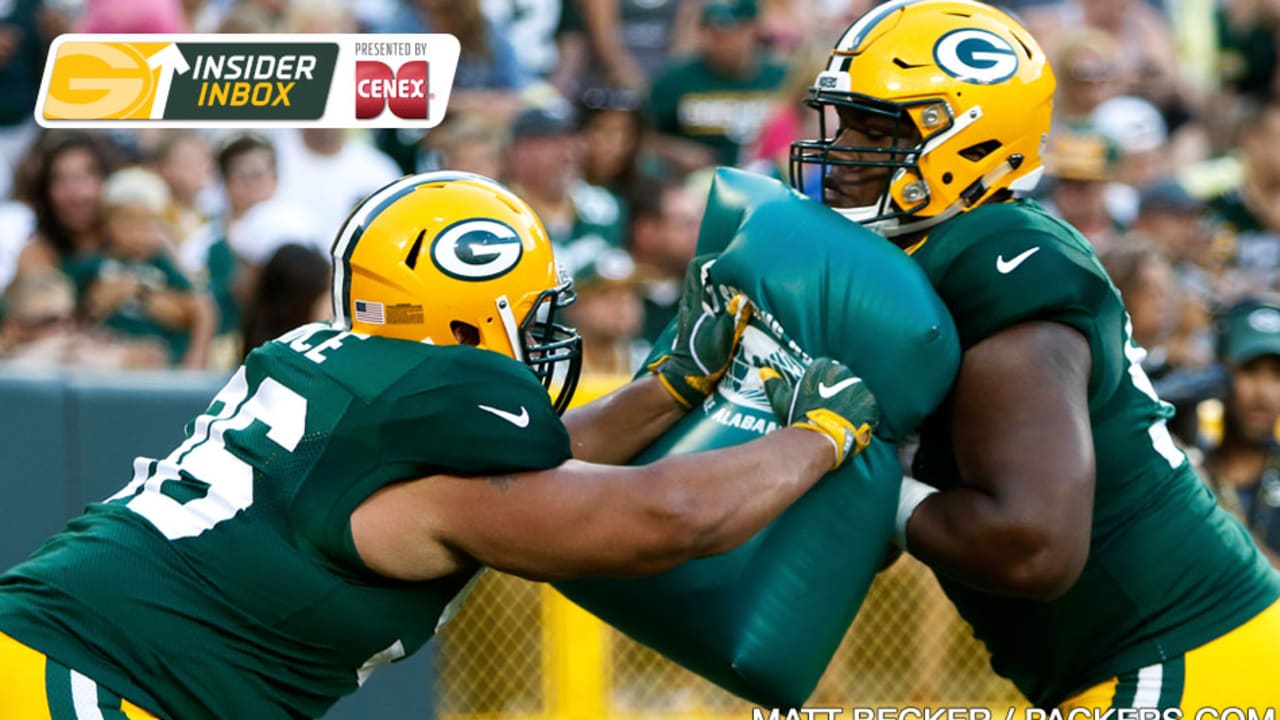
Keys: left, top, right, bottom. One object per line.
{"left": 4, "top": 0, "right": 1280, "bottom": 715}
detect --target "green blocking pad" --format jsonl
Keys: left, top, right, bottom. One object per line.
{"left": 698, "top": 168, "right": 959, "bottom": 442}
{"left": 554, "top": 169, "right": 960, "bottom": 707}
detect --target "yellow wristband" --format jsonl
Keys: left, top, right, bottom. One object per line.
{"left": 794, "top": 408, "right": 871, "bottom": 470}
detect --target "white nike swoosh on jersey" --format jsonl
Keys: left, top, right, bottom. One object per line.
{"left": 996, "top": 246, "right": 1041, "bottom": 274}
{"left": 817, "top": 377, "right": 860, "bottom": 399}
{"left": 478, "top": 404, "right": 530, "bottom": 428}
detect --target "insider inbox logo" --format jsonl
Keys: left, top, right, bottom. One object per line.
{"left": 36, "top": 33, "right": 460, "bottom": 128}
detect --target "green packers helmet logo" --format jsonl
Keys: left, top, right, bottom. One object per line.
{"left": 933, "top": 29, "right": 1019, "bottom": 85}
{"left": 430, "top": 219, "right": 524, "bottom": 280}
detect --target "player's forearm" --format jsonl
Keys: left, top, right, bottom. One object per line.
{"left": 649, "top": 427, "right": 834, "bottom": 559}
{"left": 905, "top": 488, "right": 1086, "bottom": 601}
{"left": 562, "top": 375, "right": 686, "bottom": 464}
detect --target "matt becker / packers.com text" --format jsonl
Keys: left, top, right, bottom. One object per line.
{"left": 752, "top": 708, "right": 1277, "bottom": 720}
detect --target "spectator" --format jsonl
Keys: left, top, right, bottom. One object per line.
{"left": 377, "top": 0, "right": 525, "bottom": 122}
{"left": 77, "top": 0, "right": 185, "bottom": 33}
{"left": 418, "top": 112, "right": 507, "bottom": 179}
{"left": 1206, "top": 96, "right": 1280, "bottom": 295}
{"left": 180, "top": 0, "right": 210, "bottom": 31}
{"left": 1134, "top": 178, "right": 1223, "bottom": 297}
{"left": 1100, "top": 240, "right": 1179, "bottom": 377}
{"left": 272, "top": 129, "right": 401, "bottom": 247}
{"left": 752, "top": 0, "right": 873, "bottom": 55}
{"left": 480, "top": 0, "right": 570, "bottom": 83}
{"left": 647, "top": 0, "right": 786, "bottom": 171}
{"left": 0, "top": 269, "right": 170, "bottom": 369}
{"left": 205, "top": 0, "right": 290, "bottom": 32}
{"left": 1215, "top": 0, "right": 1280, "bottom": 105}
{"left": 212, "top": 2, "right": 276, "bottom": 33}
{"left": 0, "top": 133, "right": 38, "bottom": 293}
{"left": 283, "top": 0, "right": 356, "bottom": 32}
{"left": 239, "top": 243, "right": 330, "bottom": 359}
{"left": 579, "top": 87, "right": 654, "bottom": 201}
{"left": 1200, "top": 298, "right": 1280, "bottom": 567}
{"left": 568, "top": 0, "right": 698, "bottom": 96}
{"left": 1024, "top": 0, "right": 1183, "bottom": 114}
{"left": 1040, "top": 125, "right": 1127, "bottom": 252}
{"left": 0, "top": 269, "right": 76, "bottom": 364}
{"left": 211, "top": 132, "right": 279, "bottom": 257}
{"left": 0, "top": 199, "right": 34, "bottom": 295}
{"left": 504, "top": 103, "right": 628, "bottom": 277}
{"left": 66, "top": 167, "right": 214, "bottom": 368}
{"left": 1091, "top": 95, "right": 1169, "bottom": 191}
{"left": 148, "top": 131, "right": 215, "bottom": 246}
{"left": 0, "top": 0, "right": 45, "bottom": 202}
{"left": 626, "top": 176, "right": 700, "bottom": 344}
{"left": 564, "top": 247, "right": 646, "bottom": 377}
{"left": 14, "top": 131, "right": 117, "bottom": 278}
{"left": 1132, "top": 180, "right": 1219, "bottom": 368}
{"left": 177, "top": 132, "right": 278, "bottom": 361}
{"left": 372, "top": 0, "right": 531, "bottom": 168}
{"left": 1052, "top": 29, "right": 1122, "bottom": 124}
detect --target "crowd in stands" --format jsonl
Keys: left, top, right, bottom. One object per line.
{"left": 3, "top": 0, "right": 1280, "bottom": 557}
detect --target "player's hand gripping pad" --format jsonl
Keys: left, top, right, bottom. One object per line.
{"left": 553, "top": 168, "right": 961, "bottom": 707}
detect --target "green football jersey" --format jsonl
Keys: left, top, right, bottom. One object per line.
{"left": 908, "top": 200, "right": 1280, "bottom": 706}
{"left": 0, "top": 323, "right": 571, "bottom": 720}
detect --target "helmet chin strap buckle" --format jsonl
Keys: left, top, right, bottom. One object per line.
{"left": 960, "top": 154, "right": 1022, "bottom": 208}
{"left": 495, "top": 295, "right": 523, "bottom": 362}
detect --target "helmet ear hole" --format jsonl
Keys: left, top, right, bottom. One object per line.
{"left": 960, "top": 140, "right": 1002, "bottom": 161}
{"left": 450, "top": 321, "right": 481, "bottom": 346}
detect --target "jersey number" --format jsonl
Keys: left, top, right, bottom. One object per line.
{"left": 108, "top": 367, "right": 308, "bottom": 540}
{"left": 1123, "top": 314, "right": 1185, "bottom": 469}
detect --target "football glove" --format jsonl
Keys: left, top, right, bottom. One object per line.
{"left": 761, "top": 358, "right": 878, "bottom": 470}
{"left": 648, "top": 255, "right": 753, "bottom": 408}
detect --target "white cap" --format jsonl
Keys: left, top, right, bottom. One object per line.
{"left": 102, "top": 167, "right": 171, "bottom": 214}
{"left": 1090, "top": 95, "right": 1167, "bottom": 154}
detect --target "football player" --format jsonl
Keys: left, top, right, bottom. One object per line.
{"left": 788, "top": 0, "right": 1280, "bottom": 710}
{"left": 0, "top": 171, "right": 878, "bottom": 720}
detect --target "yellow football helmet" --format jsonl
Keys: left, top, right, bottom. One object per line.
{"left": 790, "top": 0, "right": 1055, "bottom": 237}
{"left": 331, "top": 171, "right": 582, "bottom": 412}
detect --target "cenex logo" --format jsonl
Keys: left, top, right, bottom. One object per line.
{"left": 356, "top": 60, "right": 428, "bottom": 120}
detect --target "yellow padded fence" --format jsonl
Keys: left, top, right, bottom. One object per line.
{"left": 435, "top": 560, "right": 1022, "bottom": 720}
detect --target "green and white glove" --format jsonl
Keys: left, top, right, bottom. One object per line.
{"left": 761, "top": 358, "right": 879, "bottom": 470}
{"left": 648, "top": 255, "right": 753, "bottom": 408}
